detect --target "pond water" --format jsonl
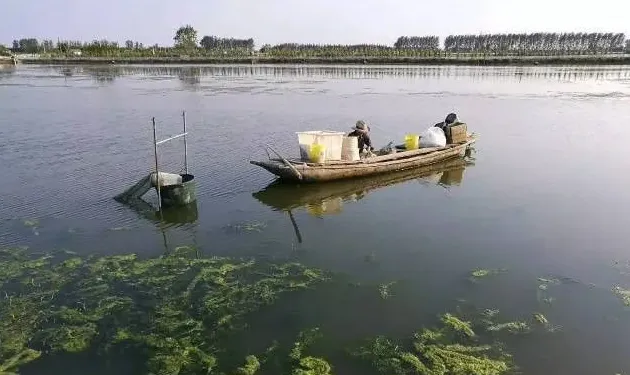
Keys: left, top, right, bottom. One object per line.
{"left": 1, "top": 64, "right": 630, "bottom": 374}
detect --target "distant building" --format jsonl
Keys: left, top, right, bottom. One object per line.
{"left": 70, "top": 49, "right": 82, "bottom": 56}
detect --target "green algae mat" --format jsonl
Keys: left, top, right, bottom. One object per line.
{"left": 0, "top": 247, "right": 559, "bottom": 375}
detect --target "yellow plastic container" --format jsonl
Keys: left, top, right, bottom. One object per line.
{"left": 309, "top": 144, "right": 327, "bottom": 163}
{"left": 404, "top": 134, "right": 420, "bottom": 150}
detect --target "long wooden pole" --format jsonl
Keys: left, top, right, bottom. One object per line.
{"left": 182, "top": 110, "right": 188, "bottom": 174}
{"left": 152, "top": 117, "right": 162, "bottom": 210}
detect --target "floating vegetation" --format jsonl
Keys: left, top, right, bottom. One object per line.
{"left": 22, "top": 219, "right": 40, "bottom": 236}
{"left": 228, "top": 221, "right": 267, "bottom": 233}
{"left": 536, "top": 276, "right": 562, "bottom": 305}
{"left": 292, "top": 356, "right": 332, "bottom": 375}
{"left": 537, "top": 277, "right": 560, "bottom": 284}
{"left": 533, "top": 313, "right": 548, "bottom": 325}
{"left": 486, "top": 321, "right": 531, "bottom": 334}
{"left": 441, "top": 313, "right": 475, "bottom": 337}
{"left": 537, "top": 277, "right": 560, "bottom": 291}
{"left": 378, "top": 281, "right": 397, "bottom": 300}
{"left": 469, "top": 268, "right": 506, "bottom": 282}
{"left": 234, "top": 355, "right": 260, "bottom": 375}
{"left": 0, "top": 247, "right": 328, "bottom": 374}
{"left": 353, "top": 312, "right": 512, "bottom": 375}
{"left": 482, "top": 309, "right": 500, "bottom": 319}
{"left": 108, "top": 226, "right": 132, "bottom": 231}
{"left": 480, "top": 309, "right": 560, "bottom": 334}
{"left": 22, "top": 219, "right": 39, "bottom": 228}
{"left": 612, "top": 286, "right": 630, "bottom": 306}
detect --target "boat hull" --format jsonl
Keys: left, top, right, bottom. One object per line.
{"left": 250, "top": 137, "right": 475, "bottom": 183}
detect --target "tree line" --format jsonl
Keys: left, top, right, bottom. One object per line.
{"left": 4, "top": 27, "right": 630, "bottom": 58}
{"left": 394, "top": 36, "right": 440, "bottom": 50}
{"left": 444, "top": 32, "right": 627, "bottom": 55}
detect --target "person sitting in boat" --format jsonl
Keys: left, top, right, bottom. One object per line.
{"left": 348, "top": 120, "right": 374, "bottom": 154}
{"left": 434, "top": 113, "right": 458, "bottom": 133}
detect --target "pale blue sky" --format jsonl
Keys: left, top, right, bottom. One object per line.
{"left": 2, "top": 0, "right": 629, "bottom": 47}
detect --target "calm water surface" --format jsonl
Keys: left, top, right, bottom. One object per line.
{"left": 1, "top": 64, "right": 630, "bottom": 374}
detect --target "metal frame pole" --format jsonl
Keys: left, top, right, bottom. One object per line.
{"left": 182, "top": 110, "right": 188, "bottom": 174}
{"left": 152, "top": 117, "right": 162, "bottom": 210}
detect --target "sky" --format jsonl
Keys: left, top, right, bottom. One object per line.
{"left": 2, "top": 0, "right": 629, "bottom": 47}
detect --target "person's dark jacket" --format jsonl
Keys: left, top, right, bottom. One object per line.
{"left": 434, "top": 113, "right": 458, "bottom": 133}
{"left": 348, "top": 130, "right": 373, "bottom": 151}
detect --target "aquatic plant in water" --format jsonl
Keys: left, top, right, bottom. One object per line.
{"left": 612, "top": 286, "right": 630, "bottom": 306}
{"left": 353, "top": 313, "right": 511, "bottom": 375}
{"left": 0, "top": 247, "right": 328, "bottom": 374}
{"left": 469, "top": 268, "right": 506, "bottom": 282}
{"left": 378, "top": 281, "right": 397, "bottom": 300}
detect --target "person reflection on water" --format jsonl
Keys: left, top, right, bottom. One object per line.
{"left": 347, "top": 120, "right": 374, "bottom": 154}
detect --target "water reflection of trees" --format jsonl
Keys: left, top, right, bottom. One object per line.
{"left": 176, "top": 67, "right": 201, "bottom": 87}
{"left": 48, "top": 64, "right": 630, "bottom": 83}
{"left": 53, "top": 65, "right": 123, "bottom": 83}
{"left": 0, "top": 65, "right": 17, "bottom": 80}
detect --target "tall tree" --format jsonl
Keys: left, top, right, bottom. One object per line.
{"left": 125, "top": 40, "right": 134, "bottom": 49}
{"left": 41, "top": 40, "right": 54, "bottom": 51}
{"left": 173, "top": 25, "right": 198, "bottom": 49}
{"left": 18, "top": 38, "right": 40, "bottom": 53}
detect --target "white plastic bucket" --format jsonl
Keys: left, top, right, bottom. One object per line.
{"left": 296, "top": 130, "right": 345, "bottom": 161}
{"left": 150, "top": 172, "right": 183, "bottom": 187}
{"left": 341, "top": 136, "right": 360, "bottom": 161}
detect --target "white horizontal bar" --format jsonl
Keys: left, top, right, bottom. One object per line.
{"left": 156, "top": 132, "right": 188, "bottom": 145}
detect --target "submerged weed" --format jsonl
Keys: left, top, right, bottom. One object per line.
{"left": 378, "top": 281, "right": 397, "bottom": 300}
{"left": 486, "top": 321, "right": 531, "bottom": 334}
{"left": 533, "top": 313, "right": 548, "bottom": 325}
{"left": 0, "top": 247, "right": 328, "bottom": 374}
{"left": 354, "top": 312, "right": 511, "bottom": 375}
{"left": 23, "top": 219, "right": 39, "bottom": 228}
{"left": 234, "top": 355, "right": 260, "bottom": 375}
{"left": 469, "top": 268, "right": 506, "bottom": 282}
{"left": 229, "top": 221, "right": 267, "bottom": 233}
{"left": 612, "top": 286, "right": 630, "bottom": 306}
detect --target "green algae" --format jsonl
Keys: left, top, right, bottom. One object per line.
{"left": 0, "top": 247, "right": 328, "bottom": 374}
{"left": 353, "top": 313, "right": 512, "bottom": 375}
{"left": 441, "top": 313, "right": 475, "bottom": 337}
{"left": 532, "top": 313, "right": 548, "bottom": 325}
{"left": 378, "top": 281, "right": 397, "bottom": 300}
{"left": 289, "top": 328, "right": 323, "bottom": 361}
{"left": 469, "top": 268, "right": 507, "bottom": 283}
{"left": 612, "top": 286, "right": 630, "bottom": 306}
{"left": 234, "top": 355, "right": 260, "bottom": 375}
{"left": 0, "top": 349, "right": 41, "bottom": 375}
{"left": 292, "top": 357, "right": 332, "bottom": 375}
{"left": 486, "top": 321, "right": 530, "bottom": 334}
{"left": 22, "top": 220, "right": 39, "bottom": 228}
{"left": 228, "top": 221, "right": 267, "bottom": 233}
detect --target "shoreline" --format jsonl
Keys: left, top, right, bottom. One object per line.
{"left": 19, "top": 55, "right": 630, "bottom": 66}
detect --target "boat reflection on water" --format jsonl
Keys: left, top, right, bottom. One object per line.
{"left": 121, "top": 197, "right": 199, "bottom": 225}
{"left": 252, "top": 155, "right": 474, "bottom": 242}
{"left": 117, "top": 196, "right": 200, "bottom": 253}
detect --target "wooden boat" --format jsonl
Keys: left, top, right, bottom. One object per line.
{"left": 250, "top": 135, "right": 476, "bottom": 183}
{"left": 253, "top": 157, "right": 472, "bottom": 212}
{"left": 252, "top": 157, "right": 473, "bottom": 243}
